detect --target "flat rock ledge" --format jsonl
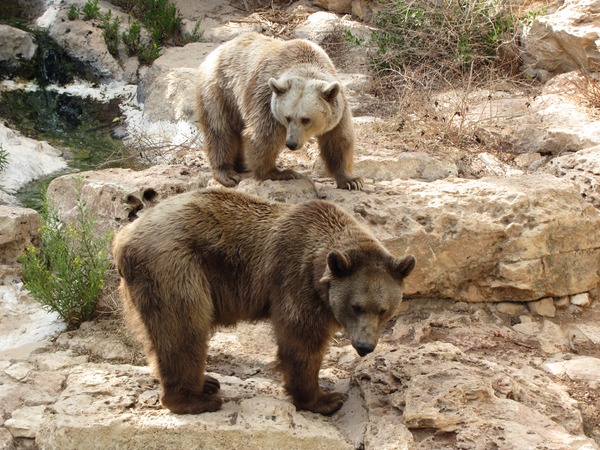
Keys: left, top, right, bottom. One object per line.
{"left": 48, "top": 166, "right": 600, "bottom": 302}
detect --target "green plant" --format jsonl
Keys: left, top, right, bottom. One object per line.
{"left": 362, "top": 0, "right": 523, "bottom": 87}
{"left": 138, "top": 41, "right": 161, "bottom": 64}
{"left": 135, "top": 0, "right": 182, "bottom": 44}
{"left": 102, "top": 11, "right": 121, "bottom": 57}
{"left": 182, "top": 18, "right": 203, "bottom": 44}
{"left": 122, "top": 18, "right": 142, "bottom": 55}
{"left": 0, "top": 145, "right": 8, "bottom": 171}
{"left": 82, "top": 0, "right": 100, "bottom": 21}
{"left": 67, "top": 4, "right": 81, "bottom": 20}
{"left": 19, "top": 182, "right": 112, "bottom": 328}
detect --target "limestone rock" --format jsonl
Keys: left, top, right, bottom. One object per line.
{"left": 352, "top": 153, "right": 458, "bottom": 182}
{"left": 4, "top": 405, "right": 46, "bottom": 439}
{"left": 0, "top": 122, "right": 67, "bottom": 194}
{"left": 137, "top": 43, "right": 218, "bottom": 123}
{"left": 46, "top": 165, "right": 212, "bottom": 235}
{"left": 548, "top": 145, "right": 600, "bottom": 208}
{"left": 528, "top": 297, "right": 556, "bottom": 317}
{"left": 571, "top": 293, "right": 591, "bottom": 306}
{"left": 522, "top": 0, "right": 600, "bottom": 78}
{"left": 36, "top": 364, "right": 352, "bottom": 449}
{"left": 543, "top": 356, "right": 600, "bottom": 386}
{"left": 355, "top": 342, "right": 596, "bottom": 448}
{"left": 495, "top": 302, "right": 528, "bottom": 316}
{"left": 51, "top": 168, "right": 600, "bottom": 302}
{"left": 0, "top": 206, "right": 40, "bottom": 264}
{"left": 0, "top": 25, "right": 36, "bottom": 71}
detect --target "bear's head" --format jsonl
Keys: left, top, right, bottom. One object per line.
{"left": 321, "top": 249, "right": 416, "bottom": 357}
{"left": 268, "top": 76, "right": 344, "bottom": 151}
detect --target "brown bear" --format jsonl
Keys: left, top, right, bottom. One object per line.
{"left": 195, "top": 32, "right": 363, "bottom": 191}
{"left": 112, "top": 189, "right": 415, "bottom": 415}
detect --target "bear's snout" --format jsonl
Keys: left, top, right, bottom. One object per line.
{"left": 353, "top": 342, "right": 375, "bottom": 357}
{"left": 286, "top": 139, "right": 299, "bottom": 150}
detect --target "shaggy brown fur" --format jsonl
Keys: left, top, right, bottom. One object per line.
{"left": 195, "top": 32, "right": 363, "bottom": 190}
{"left": 112, "top": 189, "right": 415, "bottom": 415}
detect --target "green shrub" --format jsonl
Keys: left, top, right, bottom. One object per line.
{"left": 82, "top": 0, "right": 100, "bottom": 21}
{"left": 67, "top": 4, "right": 81, "bottom": 21}
{"left": 102, "top": 11, "right": 121, "bottom": 57}
{"left": 19, "top": 183, "right": 112, "bottom": 329}
{"left": 136, "top": 0, "right": 182, "bottom": 44}
{"left": 138, "top": 41, "right": 161, "bottom": 64}
{"left": 182, "top": 18, "right": 203, "bottom": 44}
{"left": 0, "top": 146, "right": 8, "bottom": 171}
{"left": 354, "top": 0, "right": 524, "bottom": 87}
{"left": 122, "top": 18, "right": 142, "bottom": 55}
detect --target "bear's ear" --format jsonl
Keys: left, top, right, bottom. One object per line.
{"left": 269, "top": 77, "right": 290, "bottom": 95}
{"left": 321, "top": 82, "right": 340, "bottom": 103}
{"left": 327, "top": 250, "right": 354, "bottom": 278}
{"left": 389, "top": 255, "right": 416, "bottom": 281}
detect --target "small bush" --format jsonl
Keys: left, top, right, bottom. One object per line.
{"left": 122, "top": 18, "right": 142, "bottom": 55}
{"left": 182, "top": 18, "right": 203, "bottom": 44}
{"left": 82, "top": 0, "right": 101, "bottom": 21}
{"left": 136, "top": 0, "right": 182, "bottom": 44}
{"left": 0, "top": 146, "right": 8, "bottom": 171}
{"left": 353, "top": 0, "right": 524, "bottom": 89}
{"left": 138, "top": 41, "right": 161, "bottom": 64}
{"left": 19, "top": 183, "right": 112, "bottom": 329}
{"left": 102, "top": 11, "right": 121, "bottom": 57}
{"left": 67, "top": 4, "right": 81, "bottom": 21}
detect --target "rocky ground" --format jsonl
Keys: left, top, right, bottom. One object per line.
{"left": 1, "top": 0, "right": 600, "bottom": 449}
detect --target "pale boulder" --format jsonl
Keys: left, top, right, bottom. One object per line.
{"left": 0, "top": 206, "right": 40, "bottom": 264}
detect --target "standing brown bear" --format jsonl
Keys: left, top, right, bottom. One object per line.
{"left": 196, "top": 32, "right": 363, "bottom": 190}
{"left": 112, "top": 189, "right": 415, "bottom": 415}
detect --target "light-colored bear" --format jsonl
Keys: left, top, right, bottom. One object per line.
{"left": 196, "top": 32, "right": 363, "bottom": 190}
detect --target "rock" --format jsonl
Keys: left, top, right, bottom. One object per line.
{"left": 4, "top": 362, "right": 34, "bottom": 381}
{"left": 538, "top": 320, "right": 570, "bottom": 354}
{"left": 312, "top": 0, "right": 353, "bottom": 14}
{"left": 0, "top": 122, "right": 67, "bottom": 194}
{"left": 527, "top": 297, "right": 556, "bottom": 318}
{"left": 555, "top": 296, "right": 571, "bottom": 309}
{"left": 4, "top": 405, "right": 46, "bottom": 439}
{"left": 547, "top": 143, "right": 600, "bottom": 208}
{"left": 0, "top": 25, "right": 36, "bottom": 72}
{"left": 137, "top": 42, "right": 218, "bottom": 123}
{"left": 514, "top": 152, "right": 544, "bottom": 170}
{"left": 512, "top": 321, "right": 541, "bottom": 336}
{"left": 355, "top": 342, "right": 596, "bottom": 448}
{"left": 0, "top": 284, "right": 65, "bottom": 361}
{"left": 0, "top": 427, "right": 13, "bottom": 449}
{"left": 576, "top": 324, "right": 600, "bottom": 344}
{"left": 44, "top": 9, "right": 135, "bottom": 83}
{"left": 46, "top": 165, "right": 212, "bottom": 235}
{"left": 36, "top": 364, "right": 352, "bottom": 449}
{"left": 0, "top": 206, "right": 40, "bottom": 264}
{"left": 466, "top": 152, "right": 524, "bottom": 178}
{"left": 51, "top": 168, "right": 600, "bottom": 302}
{"left": 522, "top": 0, "right": 600, "bottom": 78}
{"left": 352, "top": 153, "right": 458, "bottom": 182}
{"left": 495, "top": 302, "right": 528, "bottom": 316}
{"left": 571, "top": 293, "right": 591, "bottom": 306}
{"left": 543, "top": 356, "right": 600, "bottom": 386}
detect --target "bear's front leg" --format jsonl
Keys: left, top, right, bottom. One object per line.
{"left": 318, "top": 109, "right": 364, "bottom": 191}
{"left": 277, "top": 341, "right": 348, "bottom": 415}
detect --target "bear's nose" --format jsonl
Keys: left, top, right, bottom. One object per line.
{"left": 353, "top": 342, "right": 375, "bottom": 357}
{"left": 286, "top": 140, "right": 298, "bottom": 150}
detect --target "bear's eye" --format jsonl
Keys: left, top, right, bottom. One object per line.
{"left": 285, "top": 116, "right": 291, "bottom": 123}
{"left": 301, "top": 117, "right": 310, "bottom": 125}
{"left": 352, "top": 305, "right": 365, "bottom": 315}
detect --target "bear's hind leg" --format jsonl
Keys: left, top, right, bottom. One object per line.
{"left": 157, "top": 328, "right": 223, "bottom": 414}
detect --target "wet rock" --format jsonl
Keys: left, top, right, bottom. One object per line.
{"left": 0, "top": 25, "right": 36, "bottom": 72}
